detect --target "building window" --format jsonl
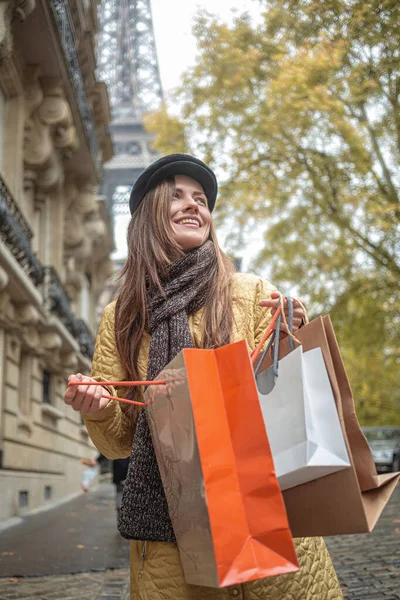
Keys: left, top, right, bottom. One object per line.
{"left": 19, "top": 353, "right": 32, "bottom": 415}
{"left": 18, "top": 490, "right": 29, "bottom": 508}
{"left": 42, "top": 370, "right": 52, "bottom": 404}
{"left": 0, "top": 87, "right": 5, "bottom": 170}
{"left": 44, "top": 486, "right": 52, "bottom": 500}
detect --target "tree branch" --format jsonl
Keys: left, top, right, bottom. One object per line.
{"left": 297, "top": 149, "right": 400, "bottom": 277}
{"left": 358, "top": 103, "right": 399, "bottom": 205}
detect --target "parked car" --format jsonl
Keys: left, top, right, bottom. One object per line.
{"left": 362, "top": 426, "right": 400, "bottom": 472}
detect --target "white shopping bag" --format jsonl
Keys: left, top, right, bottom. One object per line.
{"left": 256, "top": 345, "right": 351, "bottom": 491}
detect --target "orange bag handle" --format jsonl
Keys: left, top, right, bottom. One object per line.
{"left": 250, "top": 306, "right": 282, "bottom": 364}
{"left": 68, "top": 379, "right": 177, "bottom": 407}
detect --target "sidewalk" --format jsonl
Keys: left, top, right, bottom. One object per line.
{"left": 0, "top": 483, "right": 129, "bottom": 577}
{"left": 0, "top": 569, "right": 130, "bottom": 600}
{"left": 0, "top": 483, "right": 130, "bottom": 599}
{"left": 326, "top": 485, "right": 400, "bottom": 599}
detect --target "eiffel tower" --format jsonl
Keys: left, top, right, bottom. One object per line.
{"left": 97, "top": 0, "right": 163, "bottom": 223}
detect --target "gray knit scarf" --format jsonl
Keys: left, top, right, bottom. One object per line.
{"left": 118, "top": 241, "right": 216, "bottom": 542}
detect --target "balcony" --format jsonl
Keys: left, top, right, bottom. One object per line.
{"left": 0, "top": 181, "right": 95, "bottom": 360}
{"left": 75, "top": 318, "right": 95, "bottom": 359}
{"left": 43, "top": 267, "right": 95, "bottom": 359}
{"left": 50, "top": 0, "right": 98, "bottom": 160}
{"left": 0, "top": 175, "right": 44, "bottom": 287}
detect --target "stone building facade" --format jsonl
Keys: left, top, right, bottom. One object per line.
{"left": 0, "top": 0, "right": 114, "bottom": 522}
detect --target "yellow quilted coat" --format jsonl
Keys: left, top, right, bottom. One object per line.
{"left": 84, "top": 272, "right": 343, "bottom": 600}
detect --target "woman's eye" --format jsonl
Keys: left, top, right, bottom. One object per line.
{"left": 196, "top": 198, "right": 206, "bottom": 205}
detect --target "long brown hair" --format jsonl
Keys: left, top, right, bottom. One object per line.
{"left": 114, "top": 178, "right": 236, "bottom": 414}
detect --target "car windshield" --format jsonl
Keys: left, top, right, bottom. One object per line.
{"left": 363, "top": 428, "right": 400, "bottom": 443}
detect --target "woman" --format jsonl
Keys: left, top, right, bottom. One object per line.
{"left": 64, "top": 154, "right": 342, "bottom": 599}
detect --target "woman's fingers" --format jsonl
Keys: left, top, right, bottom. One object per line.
{"left": 90, "top": 385, "right": 106, "bottom": 412}
{"left": 64, "top": 374, "right": 109, "bottom": 414}
{"left": 64, "top": 373, "right": 82, "bottom": 405}
{"left": 79, "top": 381, "right": 96, "bottom": 414}
{"left": 259, "top": 296, "right": 305, "bottom": 310}
{"left": 259, "top": 296, "right": 306, "bottom": 332}
{"left": 279, "top": 317, "right": 303, "bottom": 333}
{"left": 69, "top": 375, "right": 92, "bottom": 411}
{"left": 258, "top": 298, "right": 279, "bottom": 308}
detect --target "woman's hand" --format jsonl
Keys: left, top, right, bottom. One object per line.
{"left": 64, "top": 373, "right": 110, "bottom": 415}
{"left": 259, "top": 291, "right": 306, "bottom": 333}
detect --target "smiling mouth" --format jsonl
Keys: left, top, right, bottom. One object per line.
{"left": 175, "top": 218, "right": 201, "bottom": 227}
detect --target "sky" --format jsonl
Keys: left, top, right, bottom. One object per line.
{"left": 151, "top": 0, "right": 258, "bottom": 93}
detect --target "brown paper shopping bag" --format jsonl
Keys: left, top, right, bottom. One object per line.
{"left": 256, "top": 315, "right": 399, "bottom": 537}
{"left": 144, "top": 340, "right": 299, "bottom": 587}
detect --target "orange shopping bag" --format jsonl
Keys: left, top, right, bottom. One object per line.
{"left": 144, "top": 339, "right": 299, "bottom": 588}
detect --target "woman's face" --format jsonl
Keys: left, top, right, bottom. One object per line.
{"left": 170, "top": 174, "right": 212, "bottom": 252}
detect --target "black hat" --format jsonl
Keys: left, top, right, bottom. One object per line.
{"left": 129, "top": 153, "right": 218, "bottom": 214}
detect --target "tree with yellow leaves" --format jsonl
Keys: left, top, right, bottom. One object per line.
{"left": 145, "top": 0, "right": 400, "bottom": 424}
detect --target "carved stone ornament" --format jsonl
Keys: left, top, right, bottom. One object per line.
{"left": 64, "top": 182, "right": 87, "bottom": 249}
{"left": 15, "top": 302, "right": 40, "bottom": 325}
{"left": 40, "top": 331, "right": 62, "bottom": 351}
{"left": 24, "top": 70, "right": 79, "bottom": 191}
{"left": 85, "top": 213, "right": 106, "bottom": 240}
{"left": 0, "top": 264, "right": 9, "bottom": 291}
{"left": 21, "top": 324, "right": 41, "bottom": 352}
{"left": 64, "top": 182, "right": 101, "bottom": 253}
{"left": 64, "top": 267, "right": 84, "bottom": 299}
{"left": 61, "top": 351, "right": 78, "bottom": 371}
{"left": 0, "top": 0, "right": 36, "bottom": 61}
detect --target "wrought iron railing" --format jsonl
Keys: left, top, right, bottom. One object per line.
{"left": 50, "top": 0, "right": 98, "bottom": 160}
{"left": 75, "top": 318, "right": 95, "bottom": 359}
{"left": 0, "top": 176, "right": 45, "bottom": 286}
{"left": 44, "top": 266, "right": 77, "bottom": 335}
{"left": 43, "top": 267, "right": 95, "bottom": 359}
{"left": 0, "top": 178, "right": 95, "bottom": 360}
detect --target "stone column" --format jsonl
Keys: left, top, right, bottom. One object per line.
{"left": 0, "top": 265, "right": 9, "bottom": 466}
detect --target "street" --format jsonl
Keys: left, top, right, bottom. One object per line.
{"left": 0, "top": 484, "right": 398, "bottom": 599}
{"left": 326, "top": 485, "right": 400, "bottom": 600}
{"left": 0, "top": 483, "right": 130, "bottom": 599}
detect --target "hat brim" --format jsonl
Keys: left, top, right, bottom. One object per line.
{"left": 129, "top": 153, "right": 218, "bottom": 214}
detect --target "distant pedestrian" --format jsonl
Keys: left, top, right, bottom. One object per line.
{"left": 80, "top": 458, "right": 98, "bottom": 492}
{"left": 64, "top": 155, "right": 342, "bottom": 599}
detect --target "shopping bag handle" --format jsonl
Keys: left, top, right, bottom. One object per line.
{"left": 68, "top": 378, "right": 183, "bottom": 408}
{"left": 253, "top": 296, "right": 299, "bottom": 378}
{"left": 250, "top": 306, "right": 282, "bottom": 364}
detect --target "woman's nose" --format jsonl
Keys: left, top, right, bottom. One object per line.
{"left": 183, "top": 197, "right": 199, "bottom": 211}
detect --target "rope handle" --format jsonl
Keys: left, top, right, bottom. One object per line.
{"left": 250, "top": 306, "right": 282, "bottom": 363}
{"left": 67, "top": 378, "right": 184, "bottom": 408}
{"left": 250, "top": 294, "right": 309, "bottom": 365}
{"left": 68, "top": 380, "right": 173, "bottom": 387}
{"left": 100, "top": 393, "right": 146, "bottom": 407}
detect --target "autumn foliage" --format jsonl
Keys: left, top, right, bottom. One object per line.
{"left": 145, "top": 0, "right": 400, "bottom": 425}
